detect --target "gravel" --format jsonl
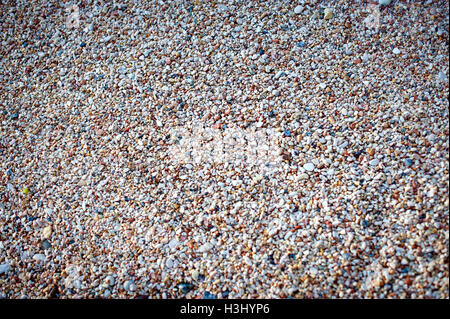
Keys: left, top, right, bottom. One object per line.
{"left": 0, "top": 0, "right": 448, "bottom": 299}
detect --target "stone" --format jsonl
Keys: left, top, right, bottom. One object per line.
{"left": 298, "top": 173, "right": 309, "bottom": 180}
{"left": 10, "top": 112, "right": 19, "bottom": 120}
{"left": 323, "top": 8, "right": 333, "bottom": 20}
{"left": 123, "top": 280, "right": 131, "bottom": 291}
{"left": 405, "top": 158, "right": 413, "bottom": 167}
{"left": 0, "top": 262, "right": 10, "bottom": 274}
{"left": 191, "top": 269, "right": 199, "bottom": 281}
{"left": 393, "top": 48, "right": 401, "bottom": 55}
{"left": 294, "top": 6, "right": 303, "bottom": 14}
{"left": 105, "top": 275, "right": 115, "bottom": 286}
{"left": 203, "top": 291, "right": 218, "bottom": 299}
{"left": 42, "top": 225, "right": 52, "bottom": 239}
{"left": 217, "top": 4, "right": 228, "bottom": 13}
{"left": 41, "top": 239, "right": 51, "bottom": 250}
{"left": 369, "top": 159, "right": 380, "bottom": 166}
{"left": 303, "top": 163, "right": 315, "bottom": 172}
{"left": 178, "top": 282, "right": 193, "bottom": 293}
{"left": 168, "top": 238, "right": 179, "bottom": 249}
{"left": 166, "top": 258, "right": 174, "bottom": 268}
{"left": 33, "top": 254, "right": 47, "bottom": 262}
{"left": 198, "top": 243, "right": 213, "bottom": 253}
{"left": 362, "top": 53, "right": 370, "bottom": 62}
{"left": 437, "top": 72, "right": 446, "bottom": 82}
{"left": 379, "top": 0, "right": 391, "bottom": 5}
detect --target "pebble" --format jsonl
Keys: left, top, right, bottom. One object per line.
{"left": 323, "top": 8, "right": 333, "bottom": 20}
{"left": 203, "top": 292, "right": 218, "bottom": 299}
{"left": 0, "top": 263, "right": 10, "bottom": 274}
{"left": 123, "top": 280, "right": 135, "bottom": 292}
{"left": 41, "top": 239, "right": 52, "bottom": 250}
{"left": 178, "top": 283, "right": 193, "bottom": 294}
{"left": 33, "top": 254, "right": 47, "bottom": 262}
{"left": 198, "top": 243, "right": 214, "bottom": 253}
{"left": 303, "top": 163, "right": 315, "bottom": 172}
{"left": 42, "top": 225, "right": 52, "bottom": 239}
{"left": 437, "top": 72, "right": 447, "bottom": 82}
{"left": 191, "top": 270, "right": 200, "bottom": 282}
{"left": 405, "top": 158, "right": 413, "bottom": 167}
{"left": 294, "top": 6, "right": 303, "bottom": 14}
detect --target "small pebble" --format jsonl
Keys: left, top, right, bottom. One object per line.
{"left": 303, "top": 163, "right": 315, "bottom": 172}
{"left": 393, "top": 48, "right": 401, "bottom": 55}
{"left": 369, "top": 159, "right": 380, "bottom": 166}
{"left": 323, "top": 8, "right": 333, "bottom": 20}
{"left": 294, "top": 5, "right": 303, "bottom": 14}
{"left": 0, "top": 263, "right": 10, "bottom": 274}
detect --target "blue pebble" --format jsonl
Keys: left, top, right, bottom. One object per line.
{"left": 178, "top": 282, "right": 193, "bottom": 293}
{"left": 203, "top": 292, "right": 217, "bottom": 299}
{"left": 405, "top": 158, "right": 412, "bottom": 167}
{"left": 80, "top": 42, "right": 86, "bottom": 47}
{"left": 298, "top": 41, "right": 306, "bottom": 48}
{"left": 284, "top": 129, "right": 291, "bottom": 137}
{"left": 259, "top": 48, "right": 264, "bottom": 55}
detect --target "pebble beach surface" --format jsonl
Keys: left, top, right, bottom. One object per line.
{"left": 0, "top": 0, "right": 448, "bottom": 299}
